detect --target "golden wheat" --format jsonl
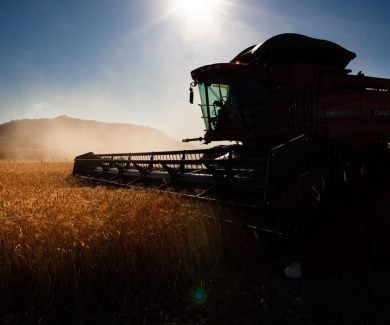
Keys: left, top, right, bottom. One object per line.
{"left": 0, "top": 162, "right": 241, "bottom": 322}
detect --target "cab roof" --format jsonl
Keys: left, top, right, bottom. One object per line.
{"left": 231, "top": 33, "right": 356, "bottom": 69}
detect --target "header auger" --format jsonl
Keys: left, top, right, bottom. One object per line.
{"left": 73, "top": 33, "right": 390, "bottom": 238}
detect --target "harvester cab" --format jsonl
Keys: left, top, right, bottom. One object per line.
{"left": 189, "top": 62, "right": 266, "bottom": 144}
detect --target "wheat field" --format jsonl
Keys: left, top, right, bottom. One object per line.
{"left": 0, "top": 162, "right": 387, "bottom": 324}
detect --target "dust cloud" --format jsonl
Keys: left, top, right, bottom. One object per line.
{"left": 0, "top": 116, "right": 196, "bottom": 161}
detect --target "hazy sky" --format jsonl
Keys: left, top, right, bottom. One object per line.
{"left": 1, "top": 0, "right": 390, "bottom": 139}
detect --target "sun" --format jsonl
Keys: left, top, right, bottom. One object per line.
{"left": 170, "top": 0, "right": 225, "bottom": 39}
{"left": 173, "top": 0, "right": 222, "bottom": 30}
{"left": 152, "top": 0, "right": 228, "bottom": 40}
{"left": 177, "top": 0, "right": 219, "bottom": 21}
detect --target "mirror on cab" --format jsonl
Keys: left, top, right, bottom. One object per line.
{"left": 189, "top": 87, "right": 194, "bottom": 104}
{"left": 189, "top": 81, "right": 197, "bottom": 104}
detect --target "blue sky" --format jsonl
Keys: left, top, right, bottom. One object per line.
{"left": 1, "top": 0, "right": 390, "bottom": 139}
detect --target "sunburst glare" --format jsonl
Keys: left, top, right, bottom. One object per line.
{"left": 177, "top": 0, "right": 219, "bottom": 22}
{"left": 166, "top": 0, "right": 232, "bottom": 39}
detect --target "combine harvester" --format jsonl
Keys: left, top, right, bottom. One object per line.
{"left": 73, "top": 34, "right": 390, "bottom": 268}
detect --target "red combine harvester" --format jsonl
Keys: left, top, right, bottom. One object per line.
{"left": 73, "top": 34, "right": 390, "bottom": 271}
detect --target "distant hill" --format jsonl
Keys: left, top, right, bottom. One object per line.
{"left": 0, "top": 116, "right": 194, "bottom": 160}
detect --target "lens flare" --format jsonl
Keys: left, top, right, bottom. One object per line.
{"left": 191, "top": 286, "right": 207, "bottom": 304}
